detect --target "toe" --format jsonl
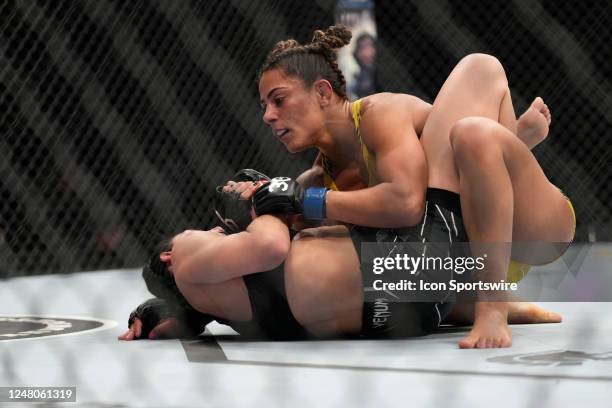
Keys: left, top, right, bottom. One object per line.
{"left": 459, "top": 335, "right": 478, "bottom": 349}
{"left": 532, "top": 96, "right": 544, "bottom": 108}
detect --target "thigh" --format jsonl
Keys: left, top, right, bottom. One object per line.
{"left": 462, "top": 119, "right": 575, "bottom": 259}
{"left": 420, "top": 54, "right": 511, "bottom": 190}
{"left": 284, "top": 227, "right": 363, "bottom": 335}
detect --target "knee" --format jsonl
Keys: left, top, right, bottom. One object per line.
{"left": 458, "top": 53, "right": 507, "bottom": 85}
{"left": 450, "top": 116, "right": 491, "bottom": 146}
{"left": 450, "top": 117, "right": 500, "bottom": 164}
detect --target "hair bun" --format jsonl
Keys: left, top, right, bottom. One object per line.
{"left": 312, "top": 24, "right": 352, "bottom": 50}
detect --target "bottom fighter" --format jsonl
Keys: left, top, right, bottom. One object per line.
{"left": 119, "top": 171, "right": 561, "bottom": 343}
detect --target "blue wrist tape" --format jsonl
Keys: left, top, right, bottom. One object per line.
{"left": 303, "top": 187, "right": 328, "bottom": 219}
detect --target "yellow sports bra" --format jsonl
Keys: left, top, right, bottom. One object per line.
{"left": 322, "top": 99, "right": 380, "bottom": 191}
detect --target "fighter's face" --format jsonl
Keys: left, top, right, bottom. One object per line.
{"left": 259, "top": 68, "right": 326, "bottom": 153}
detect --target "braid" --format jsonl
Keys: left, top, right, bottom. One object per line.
{"left": 259, "top": 25, "right": 352, "bottom": 99}
{"left": 267, "top": 39, "right": 300, "bottom": 60}
{"left": 311, "top": 25, "right": 352, "bottom": 49}
{"left": 307, "top": 41, "right": 349, "bottom": 99}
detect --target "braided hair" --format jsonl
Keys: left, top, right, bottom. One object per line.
{"left": 258, "top": 25, "right": 352, "bottom": 99}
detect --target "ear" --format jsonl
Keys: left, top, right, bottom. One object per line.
{"left": 160, "top": 252, "right": 171, "bottom": 264}
{"left": 313, "top": 79, "right": 333, "bottom": 106}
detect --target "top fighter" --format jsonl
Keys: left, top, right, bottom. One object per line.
{"left": 251, "top": 25, "right": 575, "bottom": 348}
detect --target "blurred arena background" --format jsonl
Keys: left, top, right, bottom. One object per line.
{"left": 1, "top": 0, "right": 611, "bottom": 279}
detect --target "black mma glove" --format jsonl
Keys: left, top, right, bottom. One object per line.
{"left": 214, "top": 169, "right": 270, "bottom": 233}
{"left": 128, "top": 298, "right": 172, "bottom": 339}
{"left": 231, "top": 168, "right": 271, "bottom": 183}
{"left": 128, "top": 298, "right": 214, "bottom": 339}
{"left": 253, "top": 177, "right": 328, "bottom": 219}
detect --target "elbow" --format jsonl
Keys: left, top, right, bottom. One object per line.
{"left": 399, "top": 193, "right": 426, "bottom": 227}
{"left": 386, "top": 179, "right": 427, "bottom": 227}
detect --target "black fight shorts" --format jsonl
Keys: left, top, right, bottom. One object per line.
{"left": 352, "top": 188, "right": 470, "bottom": 338}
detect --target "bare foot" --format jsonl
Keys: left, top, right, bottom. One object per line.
{"left": 516, "top": 97, "right": 551, "bottom": 149}
{"left": 458, "top": 302, "right": 512, "bottom": 349}
{"left": 507, "top": 302, "right": 562, "bottom": 324}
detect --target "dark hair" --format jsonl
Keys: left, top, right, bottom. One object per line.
{"left": 141, "top": 239, "right": 191, "bottom": 313}
{"left": 258, "top": 25, "right": 352, "bottom": 99}
{"left": 141, "top": 238, "right": 217, "bottom": 334}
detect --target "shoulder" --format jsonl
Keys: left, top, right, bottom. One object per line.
{"left": 360, "top": 92, "right": 427, "bottom": 117}
{"left": 357, "top": 93, "right": 429, "bottom": 148}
